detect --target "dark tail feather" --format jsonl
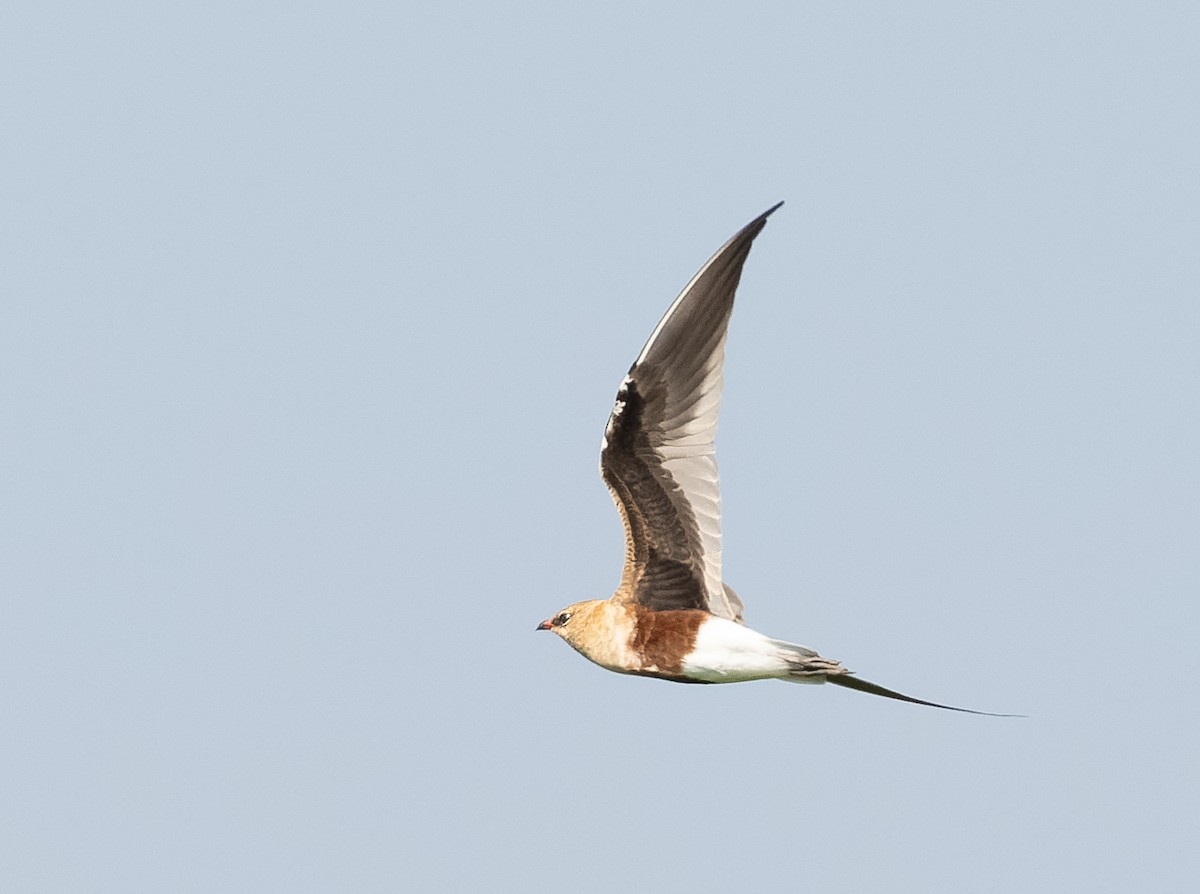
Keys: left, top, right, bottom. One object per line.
{"left": 826, "top": 673, "right": 1023, "bottom": 717}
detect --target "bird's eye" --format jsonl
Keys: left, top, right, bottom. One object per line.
{"left": 554, "top": 612, "right": 572, "bottom": 626}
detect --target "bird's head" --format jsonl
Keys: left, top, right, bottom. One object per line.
{"left": 535, "top": 599, "right": 609, "bottom": 653}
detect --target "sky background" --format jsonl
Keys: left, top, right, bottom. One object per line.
{"left": 3, "top": 3, "right": 1198, "bottom": 891}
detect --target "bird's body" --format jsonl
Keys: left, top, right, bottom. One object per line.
{"left": 542, "top": 601, "right": 838, "bottom": 685}
{"left": 538, "top": 203, "right": 1013, "bottom": 716}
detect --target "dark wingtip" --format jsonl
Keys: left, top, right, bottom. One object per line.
{"left": 721, "top": 201, "right": 784, "bottom": 253}
{"left": 747, "top": 201, "right": 784, "bottom": 231}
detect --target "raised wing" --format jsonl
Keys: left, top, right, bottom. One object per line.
{"left": 601, "top": 203, "right": 782, "bottom": 621}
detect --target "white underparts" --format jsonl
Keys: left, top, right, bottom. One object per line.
{"left": 681, "top": 617, "right": 822, "bottom": 684}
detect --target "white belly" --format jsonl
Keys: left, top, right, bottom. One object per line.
{"left": 680, "top": 618, "right": 794, "bottom": 683}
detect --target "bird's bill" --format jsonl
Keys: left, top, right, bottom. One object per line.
{"left": 535, "top": 619, "right": 553, "bottom": 631}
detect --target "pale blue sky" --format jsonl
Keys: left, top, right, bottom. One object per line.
{"left": 3, "top": 3, "right": 1198, "bottom": 891}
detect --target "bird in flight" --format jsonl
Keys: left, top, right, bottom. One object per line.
{"left": 537, "top": 202, "right": 1014, "bottom": 716}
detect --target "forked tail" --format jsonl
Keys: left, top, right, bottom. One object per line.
{"left": 824, "top": 672, "right": 1022, "bottom": 717}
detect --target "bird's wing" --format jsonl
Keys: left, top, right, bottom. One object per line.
{"left": 601, "top": 203, "right": 782, "bottom": 621}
